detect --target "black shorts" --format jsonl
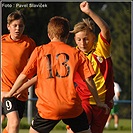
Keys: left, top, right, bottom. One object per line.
{"left": 31, "top": 111, "right": 89, "bottom": 133}
{"left": 2, "top": 97, "right": 26, "bottom": 119}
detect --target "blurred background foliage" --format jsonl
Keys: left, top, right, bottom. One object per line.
{"left": 2, "top": 2, "right": 131, "bottom": 118}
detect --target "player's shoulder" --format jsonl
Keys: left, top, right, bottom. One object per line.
{"left": 98, "top": 33, "right": 111, "bottom": 45}
{"left": 22, "top": 35, "right": 36, "bottom": 46}
{"left": 34, "top": 43, "right": 46, "bottom": 51}
{"left": 22, "top": 35, "right": 35, "bottom": 42}
{"left": 2, "top": 34, "right": 9, "bottom": 41}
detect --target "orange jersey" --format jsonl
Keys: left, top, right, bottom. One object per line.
{"left": 2, "top": 34, "right": 36, "bottom": 101}
{"left": 22, "top": 41, "right": 95, "bottom": 120}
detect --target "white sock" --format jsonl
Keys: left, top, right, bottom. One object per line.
{"left": 105, "top": 122, "right": 109, "bottom": 128}
{"left": 114, "top": 124, "right": 118, "bottom": 128}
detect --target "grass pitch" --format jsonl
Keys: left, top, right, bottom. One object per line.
{"left": 19, "top": 118, "right": 131, "bottom": 133}
{"left": 2, "top": 118, "right": 131, "bottom": 133}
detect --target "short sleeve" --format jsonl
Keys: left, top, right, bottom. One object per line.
{"left": 77, "top": 51, "right": 95, "bottom": 80}
{"left": 22, "top": 47, "right": 37, "bottom": 79}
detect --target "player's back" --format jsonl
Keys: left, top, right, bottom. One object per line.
{"left": 36, "top": 42, "right": 82, "bottom": 119}
{"left": 22, "top": 40, "right": 93, "bottom": 119}
{"left": 35, "top": 41, "right": 84, "bottom": 120}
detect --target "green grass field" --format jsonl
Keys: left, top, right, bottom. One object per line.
{"left": 19, "top": 129, "right": 131, "bottom": 133}
{"left": 2, "top": 118, "right": 131, "bottom": 133}
{"left": 20, "top": 118, "right": 132, "bottom": 133}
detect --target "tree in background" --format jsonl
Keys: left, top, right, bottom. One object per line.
{"left": 2, "top": 1, "right": 131, "bottom": 118}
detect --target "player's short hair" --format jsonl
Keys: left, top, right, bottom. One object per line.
{"left": 70, "top": 18, "right": 95, "bottom": 34}
{"left": 48, "top": 16, "right": 70, "bottom": 40}
{"left": 7, "top": 10, "right": 26, "bottom": 25}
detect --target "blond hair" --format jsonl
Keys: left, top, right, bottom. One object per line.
{"left": 70, "top": 18, "right": 95, "bottom": 34}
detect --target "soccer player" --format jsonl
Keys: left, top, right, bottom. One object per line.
{"left": 1, "top": 10, "right": 36, "bottom": 133}
{"left": 2, "top": 16, "right": 109, "bottom": 133}
{"left": 105, "top": 82, "right": 122, "bottom": 129}
{"left": 67, "top": 1, "right": 114, "bottom": 133}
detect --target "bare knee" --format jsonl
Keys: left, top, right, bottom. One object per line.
{"left": 29, "top": 126, "right": 39, "bottom": 133}
{"left": 8, "top": 118, "right": 20, "bottom": 131}
{"left": 67, "top": 128, "right": 74, "bottom": 133}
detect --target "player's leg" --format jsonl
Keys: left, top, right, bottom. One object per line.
{"left": 66, "top": 125, "right": 74, "bottom": 133}
{"left": 6, "top": 111, "right": 20, "bottom": 133}
{"left": 105, "top": 100, "right": 114, "bottom": 128}
{"left": 66, "top": 101, "right": 92, "bottom": 133}
{"left": 29, "top": 127, "right": 39, "bottom": 133}
{"left": 3, "top": 98, "right": 20, "bottom": 133}
{"left": 113, "top": 105, "right": 119, "bottom": 128}
{"left": 2, "top": 97, "right": 26, "bottom": 133}
{"left": 30, "top": 112, "right": 59, "bottom": 133}
{"left": 66, "top": 127, "right": 91, "bottom": 133}
{"left": 63, "top": 111, "right": 91, "bottom": 133}
{"left": 2, "top": 107, "right": 8, "bottom": 133}
{"left": 114, "top": 114, "right": 118, "bottom": 128}
{"left": 105, "top": 114, "right": 112, "bottom": 128}
{"left": 90, "top": 104, "right": 111, "bottom": 133}
{"left": 66, "top": 125, "right": 91, "bottom": 133}
{"left": 2, "top": 128, "right": 8, "bottom": 133}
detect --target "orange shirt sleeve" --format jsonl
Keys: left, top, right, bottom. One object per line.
{"left": 21, "top": 47, "right": 37, "bottom": 79}
{"left": 77, "top": 51, "right": 95, "bottom": 80}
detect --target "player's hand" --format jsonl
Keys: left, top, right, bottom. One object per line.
{"left": 110, "top": 99, "right": 114, "bottom": 109}
{"left": 12, "top": 91, "right": 21, "bottom": 98}
{"left": 80, "top": 1, "right": 90, "bottom": 14}
{"left": 4, "top": 93, "right": 12, "bottom": 98}
{"left": 1, "top": 92, "right": 11, "bottom": 102}
{"left": 97, "top": 103, "right": 110, "bottom": 114}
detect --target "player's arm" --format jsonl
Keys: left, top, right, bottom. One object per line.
{"left": 80, "top": 1, "right": 111, "bottom": 42}
{"left": 13, "top": 76, "right": 37, "bottom": 97}
{"left": 85, "top": 77, "right": 110, "bottom": 114}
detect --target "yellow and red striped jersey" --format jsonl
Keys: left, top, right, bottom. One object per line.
{"left": 76, "top": 33, "right": 114, "bottom": 105}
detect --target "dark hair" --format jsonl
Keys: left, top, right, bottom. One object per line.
{"left": 7, "top": 10, "right": 26, "bottom": 25}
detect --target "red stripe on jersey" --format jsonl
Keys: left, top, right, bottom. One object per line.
{"left": 100, "top": 33, "right": 110, "bottom": 46}
{"left": 92, "top": 54, "right": 114, "bottom": 103}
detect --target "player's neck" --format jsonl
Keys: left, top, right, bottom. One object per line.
{"left": 51, "top": 37, "right": 67, "bottom": 43}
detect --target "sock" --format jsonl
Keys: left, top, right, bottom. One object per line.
{"left": 66, "top": 125, "right": 70, "bottom": 129}
{"left": 114, "top": 124, "right": 118, "bottom": 128}
{"left": 105, "top": 122, "right": 109, "bottom": 128}
{"left": 2, "top": 128, "right": 8, "bottom": 133}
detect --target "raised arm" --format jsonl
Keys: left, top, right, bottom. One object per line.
{"left": 80, "top": 1, "right": 111, "bottom": 42}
